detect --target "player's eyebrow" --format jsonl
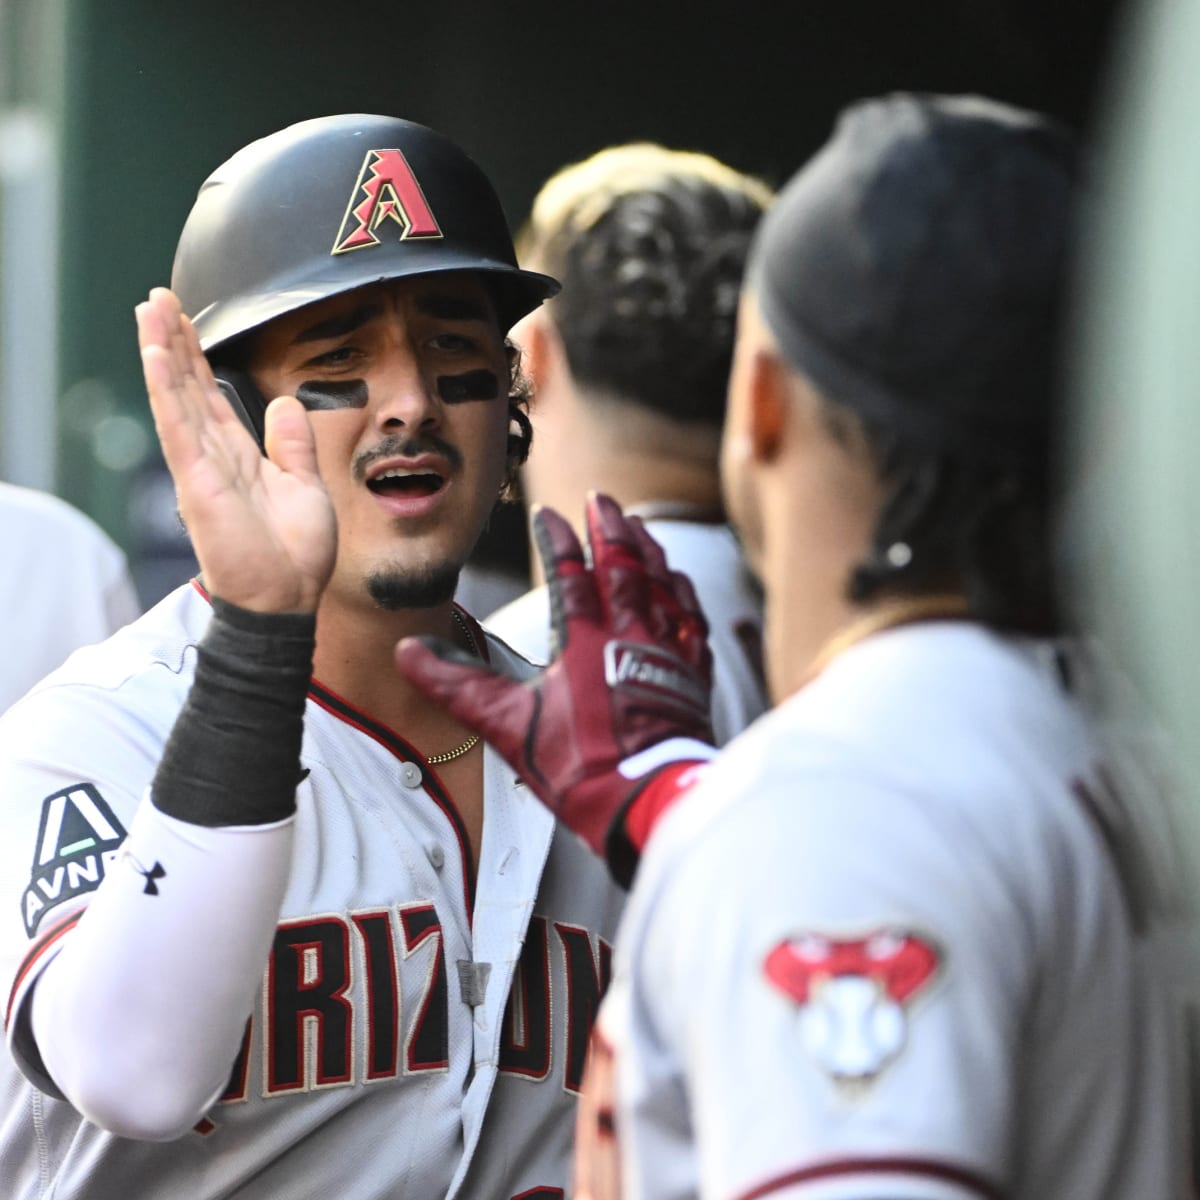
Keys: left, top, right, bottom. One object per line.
{"left": 415, "top": 292, "right": 493, "bottom": 323}
{"left": 291, "top": 303, "right": 384, "bottom": 344}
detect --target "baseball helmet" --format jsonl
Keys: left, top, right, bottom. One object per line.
{"left": 171, "top": 113, "right": 559, "bottom": 357}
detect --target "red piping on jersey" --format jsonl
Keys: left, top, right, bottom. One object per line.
{"left": 6, "top": 909, "right": 84, "bottom": 1029}
{"left": 732, "top": 1156, "right": 1002, "bottom": 1200}
{"left": 306, "top": 681, "right": 476, "bottom": 921}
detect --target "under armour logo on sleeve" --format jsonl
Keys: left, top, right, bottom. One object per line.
{"left": 123, "top": 849, "right": 167, "bottom": 896}
{"left": 137, "top": 861, "right": 167, "bottom": 895}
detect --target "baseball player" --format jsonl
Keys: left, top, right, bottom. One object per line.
{"left": 484, "top": 143, "right": 772, "bottom": 745}
{"left": 0, "top": 114, "right": 626, "bottom": 1198}
{"left": 397, "top": 95, "right": 1191, "bottom": 1197}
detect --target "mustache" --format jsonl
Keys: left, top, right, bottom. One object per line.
{"left": 353, "top": 433, "right": 463, "bottom": 483}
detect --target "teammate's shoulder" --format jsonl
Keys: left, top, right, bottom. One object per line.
{"left": 643, "top": 520, "right": 752, "bottom": 590}
{"left": 637, "top": 700, "right": 844, "bottom": 868}
{"left": 647, "top": 625, "right": 1092, "bottom": 857}
{"left": 801, "top": 621, "right": 1083, "bottom": 743}
{"left": 0, "top": 482, "right": 123, "bottom": 556}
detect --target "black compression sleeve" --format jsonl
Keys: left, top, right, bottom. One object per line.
{"left": 151, "top": 597, "right": 316, "bottom": 827}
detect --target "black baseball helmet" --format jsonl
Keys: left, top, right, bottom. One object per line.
{"left": 171, "top": 113, "right": 559, "bottom": 356}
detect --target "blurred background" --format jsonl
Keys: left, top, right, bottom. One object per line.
{"left": 0, "top": 0, "right": 1128, "bottom": 606}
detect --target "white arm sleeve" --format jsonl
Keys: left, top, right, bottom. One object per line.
{"left": 27, "top": 795, "right": 293, "bottom": 1140}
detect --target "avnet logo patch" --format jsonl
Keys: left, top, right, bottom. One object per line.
{"left": 22, "top": 783, "right": 127, "bottom": 936}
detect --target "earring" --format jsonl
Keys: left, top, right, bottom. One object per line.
{"left": 885, "top": 542, "right": 913, "bottom": 568}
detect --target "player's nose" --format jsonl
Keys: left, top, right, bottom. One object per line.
{"left": 369, "top": 349, "right": 441, "bottom": 434}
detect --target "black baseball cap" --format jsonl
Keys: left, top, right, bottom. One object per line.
{"left": 749, "top": 92, "right": 1079, "bottom": 459}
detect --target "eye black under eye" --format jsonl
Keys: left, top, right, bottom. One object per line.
{"left": 437, "top": 370, "right": 500, "bottom": 403}
{"left": 296, "top": 379, "right": 368, "bottom": 411}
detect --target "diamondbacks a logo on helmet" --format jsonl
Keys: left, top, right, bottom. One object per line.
{"left": 332, "top": 149, "right": 443, "bottom": 255}
{"left": 21, "top": 783, "right": 128, "bottom": 936}
{"left": 764, "top": 928, "right": 939, "bottom": 1085}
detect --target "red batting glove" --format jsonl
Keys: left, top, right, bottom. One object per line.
{"left": 394, "top": 493, "right": 716, "bottom": 886}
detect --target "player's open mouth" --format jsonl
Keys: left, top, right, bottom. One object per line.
{"left": 366, "top": 467, "right": 447, "bottom": 499}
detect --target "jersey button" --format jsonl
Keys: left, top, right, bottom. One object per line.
{"left": 427, "top": 843, "right": 445, "bottom": 870}
{"left": 400, "top": 761, "right": 423, "bottom": 789}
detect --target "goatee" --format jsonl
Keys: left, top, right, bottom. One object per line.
{"left": 367, "top": 563, "right": 460, "bottom": 610}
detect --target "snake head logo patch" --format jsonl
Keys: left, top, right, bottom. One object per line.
{"left": 332, "top": 148, "right": 443, "bottom": 254}
{"left": 764, "top": 928, "right": 940, "bottom": 1085}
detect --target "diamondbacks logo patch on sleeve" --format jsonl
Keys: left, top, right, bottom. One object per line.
{"left": 21, "top": 783, "right": 127, "bottom": 937}
{"left": 764, "top": 928, "right": 940, "bottom": 1086}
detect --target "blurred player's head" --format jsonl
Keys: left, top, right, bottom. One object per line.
{"left": 170, "top": 114, "right": 559, "bottom": 611}
{"left": 724, "top": 93, "right": 1079, "bottom": 639}
{"left": 512, "top": 143, "right": 772, "bottom": 474}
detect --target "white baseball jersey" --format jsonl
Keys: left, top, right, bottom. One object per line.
{"left": 485, "top": 519, "right": 767, "bottom": 746}
{"left": 584, "top": 622, "right": 1188, "bottom": 1199}
{"left": 0, "top": 482, "right": 141, "bottom": 714}
{"left": 0, "top": 581, "right": 627, "bottom": 1199}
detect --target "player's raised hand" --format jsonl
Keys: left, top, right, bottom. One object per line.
{"left": 395, "top": 493, "right": 716, "bottom": 881}
{"left": 136, "top": 287, "right": 337, "bottom": 613}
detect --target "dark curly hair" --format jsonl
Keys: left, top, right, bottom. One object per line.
{"left": 518, "top": 144, "right": 773, "bottom": 428}
{"left": 501, "top": 338, "right": 533, "bottom": 501}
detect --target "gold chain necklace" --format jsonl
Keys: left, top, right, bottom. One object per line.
{"left": 425, "top": 608, "right": 482, "bottom": 765}
{"left": 804, "top": 593, "right": 972, "bottom": 683}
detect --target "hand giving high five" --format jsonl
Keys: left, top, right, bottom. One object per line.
{"left": 136, "top": 287, "right": 337, "bottom": 613}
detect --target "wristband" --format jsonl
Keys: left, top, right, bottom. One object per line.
{"left": 606, "top": 755, "right": 715, "bottom": 888}
{"left": 153, "top": 598, "right": 315, "bottom": 827}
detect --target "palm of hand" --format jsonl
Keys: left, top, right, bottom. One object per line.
{"left": 136, "top": 287, "right": 337, "bottom": 613}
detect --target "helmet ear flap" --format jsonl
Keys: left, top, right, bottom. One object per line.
{"left": 212, "top": 365, "right": 269, "bottom": 452}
